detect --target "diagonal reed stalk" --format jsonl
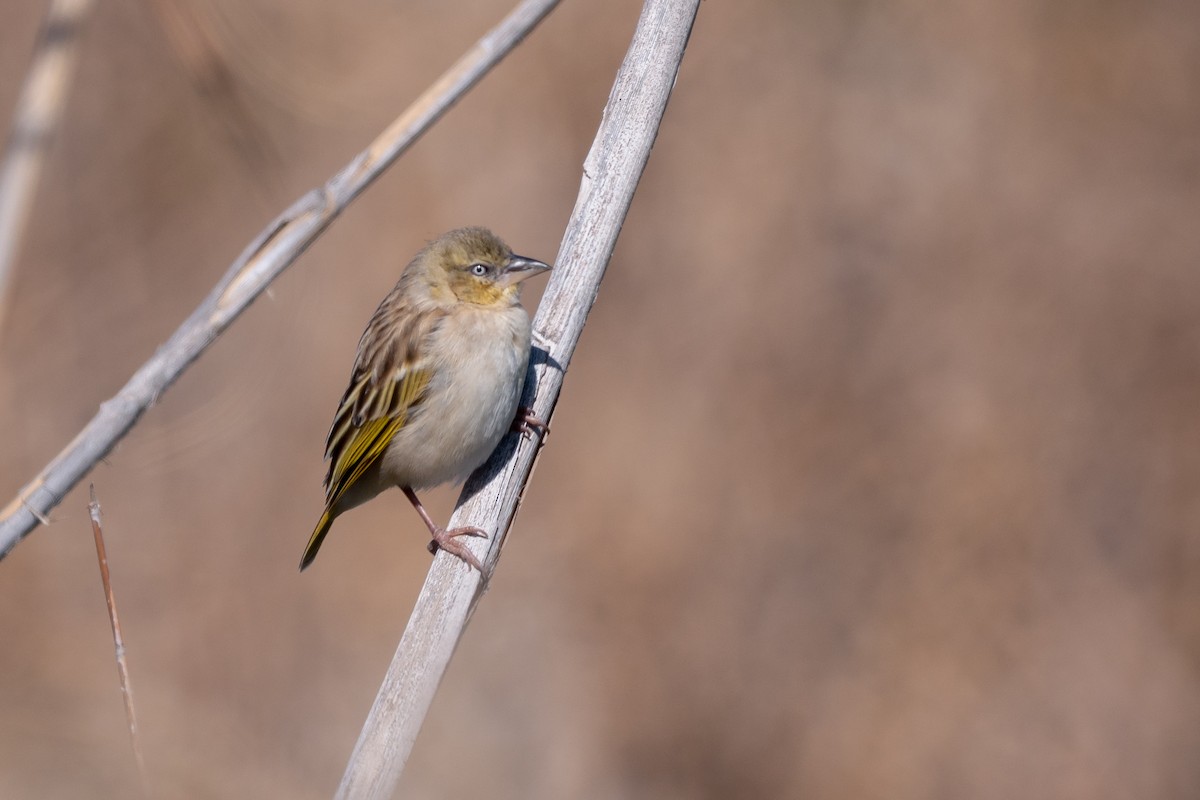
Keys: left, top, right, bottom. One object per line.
{"left": 333, "top": 2, "right": 702, "bottom": 797}
{"left": 0, "top": 0, "right": 563, "bottom": 560}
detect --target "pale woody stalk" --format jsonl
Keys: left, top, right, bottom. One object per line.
{"left": 0, "top": 0, "right": 563, "bottom": 558}
{"left": 334, "top": 1, "right": 702, "bottom": 797}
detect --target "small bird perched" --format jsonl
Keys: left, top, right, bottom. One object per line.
{"left": 300, "top": 227, "right": 551, "bottom": 573}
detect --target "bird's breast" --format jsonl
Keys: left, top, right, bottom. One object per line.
{"left": 381, "top": 304, "right": 532, "bottom": 489}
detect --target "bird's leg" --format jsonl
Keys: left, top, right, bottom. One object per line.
{"left": 512, "top": 406, "right": 549, "bottom": 440}
{"left": 402, "top": 487, "right": 486, "bottom": 572}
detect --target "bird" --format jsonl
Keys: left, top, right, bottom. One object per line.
{"left": 300, "top": 227, "right": 551, "bottom": 573}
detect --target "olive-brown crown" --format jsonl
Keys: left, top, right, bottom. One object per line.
{"left": 405, "top": 226, "right": 549, "bottom": 308}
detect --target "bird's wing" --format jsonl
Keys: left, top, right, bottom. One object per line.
{"left": 322, "top": 301, "right": 443, "bottom": 508}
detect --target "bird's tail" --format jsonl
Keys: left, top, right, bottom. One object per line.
{"left": 300, "top": 507, "right": 335, "bottom": 571}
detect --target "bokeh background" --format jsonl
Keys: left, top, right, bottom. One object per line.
{"left": 2, "top": 0, "right": 1199, "bottom": 797}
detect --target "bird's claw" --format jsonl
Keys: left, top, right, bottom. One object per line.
{"left": 512, "top": 406, "right": 549, "bottom": 440}
{"left": 427, "top": 525, "right": 488, "bottom": 572}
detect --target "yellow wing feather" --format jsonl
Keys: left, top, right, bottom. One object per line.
{"left": 324, "top": 367, "right": 431, "bottom": 506}
{"left": 326, "top": 417, "right": 403, "bottom": 506}
{"left": 300, "top": 366, "right": 432, "bottom": 571}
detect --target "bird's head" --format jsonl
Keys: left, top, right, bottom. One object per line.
{"left": 414, "top": 227, "right": 551, "bottom": 308}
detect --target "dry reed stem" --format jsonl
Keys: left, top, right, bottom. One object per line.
{"left": 332, "top": 2, "right": 701, "bottom": 797}
{"left": 0, "top": 0, "right": 95, "bottom": 334}
{"left": 0, "top": 0, "right": 563, "bottom": 560}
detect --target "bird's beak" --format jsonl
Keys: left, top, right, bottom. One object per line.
{"left": 503, "top": 255, "right": 552, "bottom": 284}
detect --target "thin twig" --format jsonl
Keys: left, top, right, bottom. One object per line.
{"left": 88, "top": 485, "right": 151, "bottom": 799}
{"left": 0, "top": 0, "right": 563, "bottom": 559}
{"left": 333, "top": 2, "right": 701, "bottom": 797}
{"left": 0, "top": 0, "right": 96, "bottom": 334}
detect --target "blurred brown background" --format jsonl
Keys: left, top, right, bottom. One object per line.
{"left": 2, "top": 0, "right": 1199, "bottom": 797}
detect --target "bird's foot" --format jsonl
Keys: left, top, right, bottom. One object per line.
{"left": 512, "top": 406, "right": 549, "bottom": 440}
{"left": 426, "top": 525, "right": 488, "bottom": 572}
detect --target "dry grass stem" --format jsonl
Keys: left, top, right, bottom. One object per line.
{"left": 0, "top": 0, "right": 563, "bottom": 560}
{"left": 332, "top": 2, "right": 701, "bottom": 797}
{"left": 88, "top": 485, "right": 151, "bottom": 799}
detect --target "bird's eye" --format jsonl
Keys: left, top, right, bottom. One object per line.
{"left": 470, "top": 263, "right": 488, "bottom": 277}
